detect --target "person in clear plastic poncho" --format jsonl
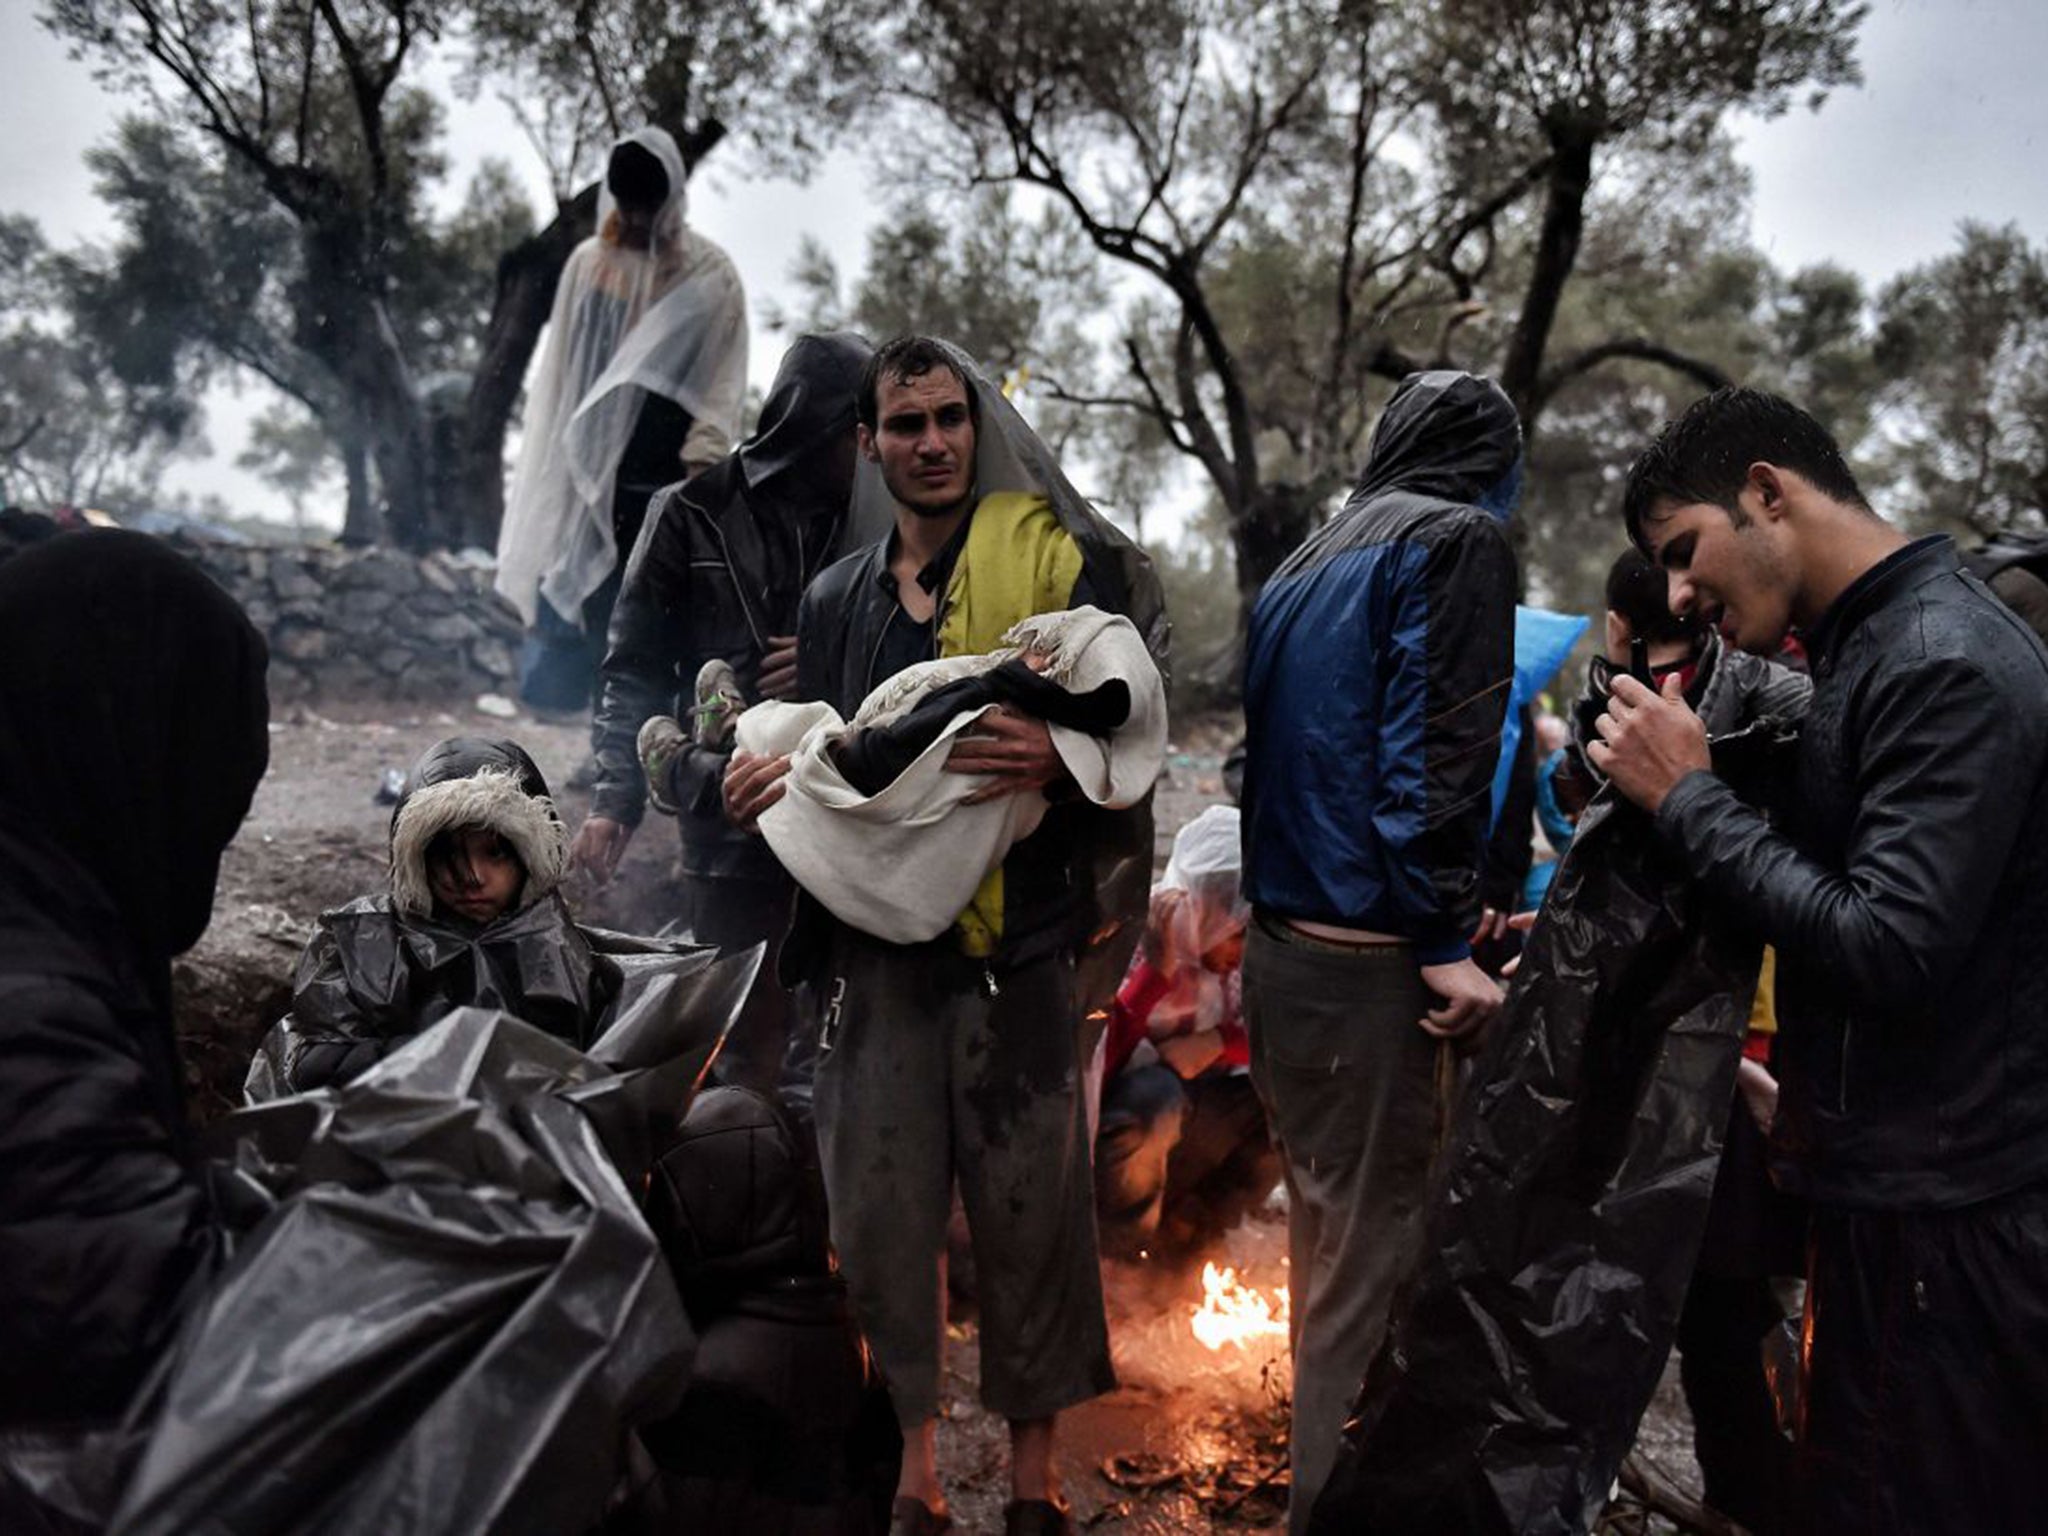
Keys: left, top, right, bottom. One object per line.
{"left": 495, "top": 126, "right": 749, "bottom": 713}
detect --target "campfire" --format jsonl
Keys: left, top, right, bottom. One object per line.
{"left": 1105, "top": 1219, "right": 1293, "bottom": 1410}
{"left": 1190, "top": 1261, "right": 1290, "bottom": 1352}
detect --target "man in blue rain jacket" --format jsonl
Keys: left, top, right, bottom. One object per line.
{"left": 1239, "top": 370, "right": 1522, "bottom": 1534}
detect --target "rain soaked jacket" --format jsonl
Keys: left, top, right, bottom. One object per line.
{"left": 1241, "top": 371, "right": 1521, "bottom": 964}
{"left": 246, "top": 736, "right": 670, "bottom": 1100}
{"left": 790, "top": 344, "right": 1169, "bottom": 976}
{"left": 591, "top": 332, "right": 875, "bottom": 882}
{"left": 1657, "top": 536, "right": 2048, "bottom": 1209}
{"left": 0, "top": 531, "right": 269, "bottom": 1427}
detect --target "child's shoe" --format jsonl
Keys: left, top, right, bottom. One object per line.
{"left": 637, "top": 715, "right": 688, "bottom": 815}
{"left": 692, "top": 658, "right": 746, "bottom": 748}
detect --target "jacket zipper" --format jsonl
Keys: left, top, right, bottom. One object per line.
{"left": 703, "top": 509, "right": 766, "bottom": 652}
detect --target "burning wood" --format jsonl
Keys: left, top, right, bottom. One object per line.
{"left": 1189, "top": 1261, "right": 1290, "bottom": 1352}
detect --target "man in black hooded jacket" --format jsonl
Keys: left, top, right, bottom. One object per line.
{"left": 1593, "top": 387, "right": 2048, "bottom": 1533}
{"left": 575, "top": 332, "right": 874, "bottom": 1090}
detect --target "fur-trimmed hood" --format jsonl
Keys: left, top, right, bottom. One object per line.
{"left": 387, "top": 737, "right": 569, "bottom": 919}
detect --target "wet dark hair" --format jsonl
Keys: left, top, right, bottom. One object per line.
{"left": 605, "top": 140, "right": 670, "bottom": 213}
{"left": 425, "top": 826, "right": 523, "bottom": 896}
{"left": 1622, "top": 387, "right": 1869, "bottom": 553}
{"left": 856, "top": 335, "right": 980, "bottom": 431}
{"left": 1606, "top": 547, "right": 1699, "bottom": 648}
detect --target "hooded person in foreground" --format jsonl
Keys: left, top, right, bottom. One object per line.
{"left": 1590, "top": 387, "right": 2048, "bottom": 1532}
{"left": 574, "top": 332, "right": 876, "bottom": 1090}
{"left": 0, "top": 530, "right": 270, "bottom": 1426}
{"left": 1237, "top": 370, "right": 1521, "bottom": 1533}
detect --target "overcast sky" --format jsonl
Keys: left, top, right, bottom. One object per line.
{"left": 2, "top": 0, "right": 2045, "bottom": 524}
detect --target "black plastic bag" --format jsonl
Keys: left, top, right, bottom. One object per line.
{"left": 1310, "top": 730, "right": 1789, "bottom": 1535}
{"left": 2, "top": 941, "right": 756, "bottom": 1536}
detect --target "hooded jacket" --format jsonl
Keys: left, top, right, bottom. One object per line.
{"left": 1656, "top": 537, "right": 2048, "bottom": 1208}
{"left": 638, "top": 1087, "right": 900, "bottom": 1533}
{"left": 1241, "top": 371, "right": 1521, "bottom": 964}
{"left": 592, "top": 332, "right": 874, "bottom": 882}
{"left": 246, "top": 737, "right": 623, "bottom": 1100}
{"left": 791, "top": 345, "right": 1169, "bottom": 974}
{"left": 0, "top": 531, "right": 269, "bottom": 1425}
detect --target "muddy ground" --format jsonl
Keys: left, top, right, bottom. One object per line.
{"left": 176, "top": 693, "right": 1711, "bottom": 1534}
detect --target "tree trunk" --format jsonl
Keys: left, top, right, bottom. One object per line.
{"left": 339, "top": 430, "right": 375, "bottom": 545}
{"left": 297, "top": 220, "right": 434, "bottom": 548}
{"left": 1183, "top": 478, "right": 1320, "bottom": 704}
{"left": 453, "top": 187, "right": 599, "bottom": 549}
{"left": 1499, "top": 126, "right": 1598, "bottom": 436}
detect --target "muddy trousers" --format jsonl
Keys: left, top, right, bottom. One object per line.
{"left": 812, "top": 933, "right": 1117, "bottom": 1427}
{"left": 1796, "top": 1183, "right": 2048, "bottom": 1533}
{"left": 1243, "top": 916, "right": 1450, "bottom": 1536}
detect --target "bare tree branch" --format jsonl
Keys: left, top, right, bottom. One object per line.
{"left": 1533, "top": 336, "right": 1734, "bottom": 415}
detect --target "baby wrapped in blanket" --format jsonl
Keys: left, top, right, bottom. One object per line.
{"left": 737, "top": 605, "right": 1167, "bottom": 944}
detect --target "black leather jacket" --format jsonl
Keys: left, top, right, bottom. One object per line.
{"left": 591, "top": 334, "right": 871, "bottom": 881}
{"left": 1657, "top": 537, "right": 2048, "bottom": 1209}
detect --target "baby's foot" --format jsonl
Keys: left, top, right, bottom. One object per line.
{"left": 637, "top": 715, "right": 688, "bottom": 815}
{"left": 693, "top": 658, "right": 746, "bottom": 748}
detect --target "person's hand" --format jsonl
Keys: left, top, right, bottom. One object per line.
{"left": 1418, "top": 957, "right": 1503, "bottom": 1040}
{"left": 1472, "top": 906, "right": 1510, "bottom": 945}
{"left": 723, "top": 749, "right": 790, "bottom": 831}
{"left": 571, "top": 815, "right": 632, "bottom": 885}
{"left": 1497, "top": 910, "right": 1540, "bottom": 979}
{"left": 1735, "top": 1056, "right": 1780, "bottom": 1136}
{"left": 1586, "top": 671, "right": 1711, "bottom": 814}
{"left": 944, "top": 706, "right": 1066, "bottom": 804}
{"left": 758, "top": 634, "right": 799, "bottom": 700}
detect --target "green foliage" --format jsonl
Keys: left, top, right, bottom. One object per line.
{"left": 1870, "top": 223, "right": 2048, "bottom": 536}
{"left": 236, "top": 404, "right": 339, "bottom": 529}
{"left": 0, "top": 216, "right": 199, "bottom": 510}
{"left": 461, "top": 0, "right": 875, "bottom": 187}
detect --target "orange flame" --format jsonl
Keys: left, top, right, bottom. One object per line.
{"left": 1189, "top": 1261, "right": 1291, "bottom": 1352}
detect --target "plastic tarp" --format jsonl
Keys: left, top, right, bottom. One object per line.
{"left": 1490, "top": 605, "right": 1591, "bottom": 825}
{"left": 2, "top": 941, "right": 758, "bottom": 1536}
{"left": 1309, "top": 726, "right": 1789, "bottom": 1536}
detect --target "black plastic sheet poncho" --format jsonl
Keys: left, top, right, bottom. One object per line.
{"left": 1309, "top": 728, "right": 1790, "bottom": 1536}
{"left": 3, "top": 941, "right": 757, "bottom": 1536}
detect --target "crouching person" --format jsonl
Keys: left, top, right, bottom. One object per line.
{"left": 247, "top": 736, "right": 610, "bottom": 1099}
{"left": 1096, "top": 806, "right": 1278, "bottom": 1265}
{"left": 635, "top": 1086, "right": 902, "bottom": 1533}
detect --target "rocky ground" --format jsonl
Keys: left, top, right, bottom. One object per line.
{"left": 175, "top": 692, "right": 1714, "bottom": 1534}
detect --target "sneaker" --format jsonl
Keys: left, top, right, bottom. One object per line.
{"left": 692, "top": 658, "right": 746, "bottom": 748}
{"left": 637, "top": 715, "right": 688, "bottom": 816}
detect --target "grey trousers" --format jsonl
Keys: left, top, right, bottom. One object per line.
{"left": 1244, "top": 915, "right": 1452, "bottom": 1536}
{"left": 813, "top": 933, "right": 1116, "bottom": 1426}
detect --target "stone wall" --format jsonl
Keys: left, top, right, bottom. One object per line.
{"left": 171, "top": 536, "right": 524, "bottom": 702}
